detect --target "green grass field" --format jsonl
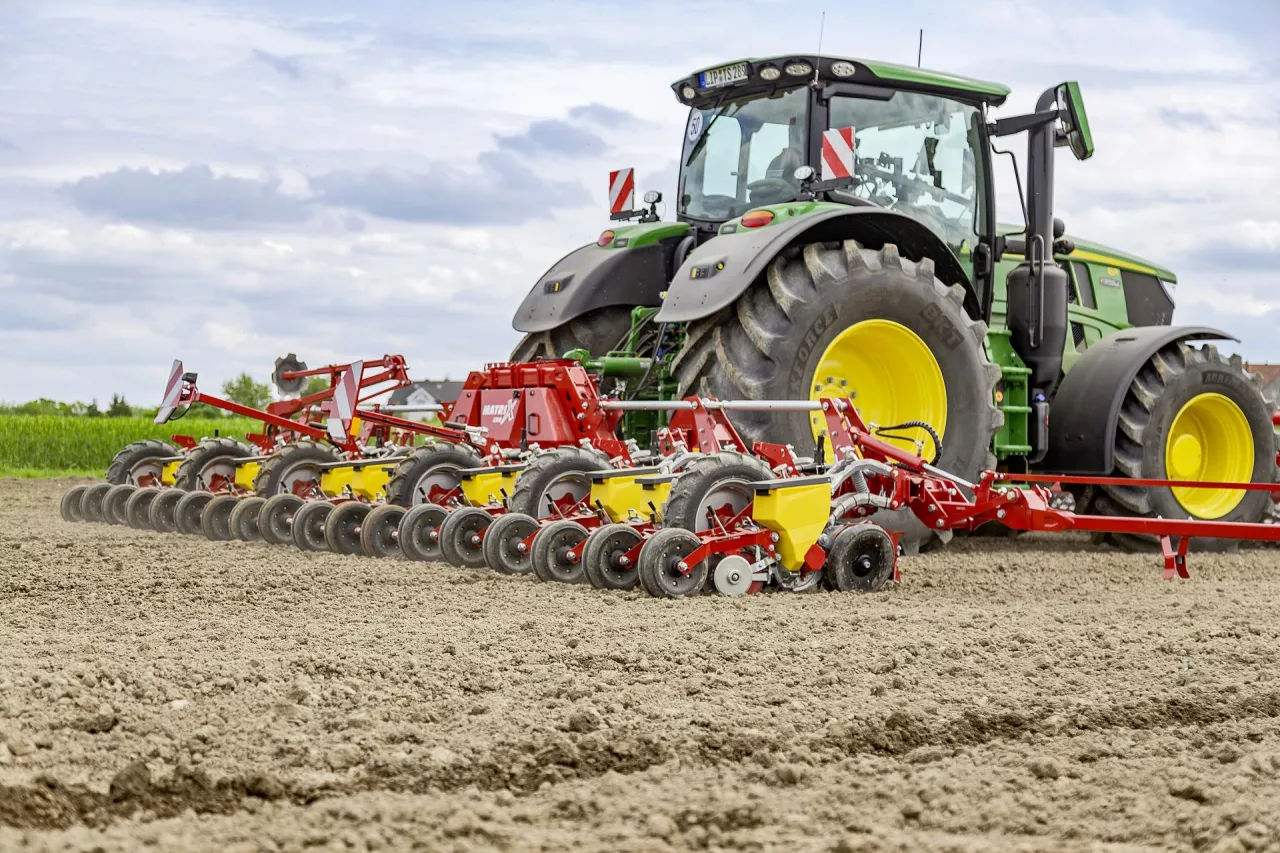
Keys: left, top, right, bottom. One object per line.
{"left": 0, "top": 416, "right": 261, "bottom": 478}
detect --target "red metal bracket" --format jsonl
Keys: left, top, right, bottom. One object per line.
{"left": 1160, "top": 535, "right": 1191, "bottom": 580}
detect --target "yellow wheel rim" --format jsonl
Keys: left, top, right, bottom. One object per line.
{"left": 809, "top": 319, "right": 947, "bottom": 459}
{"left": 1165, "top": 392, "right": 1253, "bottom": 519}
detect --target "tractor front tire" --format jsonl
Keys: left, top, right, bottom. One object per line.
{"left": 673, "top": 240, "right": 1001, "bottom": 553}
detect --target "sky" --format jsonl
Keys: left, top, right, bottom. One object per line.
{"left": 0, "top": 0, "right": 1277, "bottom": 405}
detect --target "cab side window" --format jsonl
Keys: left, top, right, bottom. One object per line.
{"left": 1070, "top": 262, "right": 1096, "bottom": 309}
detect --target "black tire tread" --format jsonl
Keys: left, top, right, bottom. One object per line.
{"left": 671, "top": 240, "right": 1001, "bottom": 552}
{"left": 383, "top": 442, "right": 482, "bottom": 507}
{"left": 106, "top": 439, "right": 178, "bottom": 485}
{"left": 252, "top": 441, "right": 341, "bottom": 497}
{"left": 173, "top": 437, "right": 253, "bottom": 491}
{"left": 660, "top": 451, "right": 771, "bottom": 532}
{"left": 509, "top": 306, "right": 636, "bottom": 363}
{"left": 507, "top": 446, "right": 611, "bottom": 517}
{"left": 1076, "top": 342, "right": 1279, "bottom": 551}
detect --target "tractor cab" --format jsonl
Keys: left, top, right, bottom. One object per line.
{"left": 674, "top": 56, "right": 996, "bottom": 264}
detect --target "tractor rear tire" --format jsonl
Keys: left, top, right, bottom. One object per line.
{"left": 507, "top": 447, "right": 610, "bottom": 518}
{"left": 383, "top": 442, "right": 481, "bottom": 507}
{"left": 672, "top": 240, "right": 1001, "bottom": 553}
{"left": 106, "top": 439, "right": 178, "bottom": 486}
{"left": 173, "top": 438, "right": 253, "bottom": 492}
{"left": 149, "top": 489, "right": 185, "bottom": 533}
{"left": 230, "top": 496, "right": 266, "bottom": 541}
{"left": 509, "top": 306, "right": 636, "bottom": 363}
{"left": 252, "top": 441, "right": 339, "bottom": 498}
{"left": 201, "top": 495, "right": 239, "bottom": 541}
{"left": 126, "top": 487, "right": 161, "bottom": 530}
{"left": 1072, "top": 342, "right": 1278, "bottom": 551}
{"left": 60, "top": 485, "right": 89, "bottom": 522}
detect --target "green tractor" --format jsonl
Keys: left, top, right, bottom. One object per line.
{"left": 511, "top": 55, "right": 1277, "bottom": 551}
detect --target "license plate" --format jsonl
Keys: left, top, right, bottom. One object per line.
{"left": 699, "top": 62, "right": 748, "bottom": 89}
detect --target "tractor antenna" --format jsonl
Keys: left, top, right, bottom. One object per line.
{"left": 917, "top": 29, "right": 923, "bottom": 67}
{"left": 814, "top": 11, "right": 826, "bottom": 86}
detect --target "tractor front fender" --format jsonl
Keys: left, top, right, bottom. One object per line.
{"left": 1042, "top": 325, "right": 1237, "bottom": 474}
{"left": 655, "top": 207, "right": 980, "bottom": 323}
{"left": 512, "top": 223, "right": 692, "bottom": 334}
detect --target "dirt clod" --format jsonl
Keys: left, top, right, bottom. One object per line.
{"left": 108, "top": 761, "right": 151, "bottom": 802}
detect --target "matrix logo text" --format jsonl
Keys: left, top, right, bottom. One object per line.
{"left": 482, "top": 399, "right": 520, "bottom": 426}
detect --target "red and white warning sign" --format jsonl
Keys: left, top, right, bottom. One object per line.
{"left": 821, "top": 127, "right": 856, "bottom": 180}
{"left": 609, "top": 167, "right": 635, "bottom": 215}
{"left": 154, "top": 359, "right": 184, "bottom": 424}
{"left": 327, "top": 360, "right": 362, "bottom": 443}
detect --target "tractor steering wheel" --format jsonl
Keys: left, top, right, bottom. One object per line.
{"left": 695, "top": 194, "right": 738, "bottom": 217}
{"left": 747, "top": 178, "right": 797, "bottom": 205}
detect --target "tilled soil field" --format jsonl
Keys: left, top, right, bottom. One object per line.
{"left": 3, "top": 478, "right": 1280, "bottom": 852}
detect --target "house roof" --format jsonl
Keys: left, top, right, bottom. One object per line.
{"left": 1246, "top": 363, "right": 1280, "bottom": 391}
{"left": 387, "top": 380, "right": 465, "bottom": 406}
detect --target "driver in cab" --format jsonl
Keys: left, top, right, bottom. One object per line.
{"left": 754, "top": 117, "right": 806, "bottom": 205}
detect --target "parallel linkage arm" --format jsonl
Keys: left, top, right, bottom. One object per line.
{"left": 816, "top": 400, "right": 1280, "bottom": 578}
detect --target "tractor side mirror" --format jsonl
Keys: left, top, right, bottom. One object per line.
{"left": 1056, "top": 81, "right": 1094, "bottom": 161}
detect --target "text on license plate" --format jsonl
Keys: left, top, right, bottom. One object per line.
{"left": 699, "top": 63, "right": 748, "bottom": 89}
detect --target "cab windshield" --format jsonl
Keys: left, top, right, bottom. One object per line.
{"left": 829, "top": 90, "right": 983, "bottom": 254}
{"left": 680, "top": 86, "right": 809, "bottom": 221}
{"left": 679, "top": 86, "right": 984, "bottom": 255}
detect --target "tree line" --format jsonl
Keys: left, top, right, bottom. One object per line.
{"left": 0, "top": 373, "right": 331, "bottom": 417}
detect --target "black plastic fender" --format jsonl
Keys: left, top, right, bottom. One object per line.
{"left": 513, "top": 239, "right": 676, "bottom": 334}
{"left": 1042, "top": 326, "right": 1237, "bottom": 474}
{"left": 655, "top": 207, "right": 980, "bottom": 323}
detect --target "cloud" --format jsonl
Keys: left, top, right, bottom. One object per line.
{"left": 1173, "top": 243, "right": 1279, "bottom": 274}
{"left": 568, "top": 103, "right": 642, "bottom": 128}
{"left": 64, "top": 165, "right": 311, "bottom": 229}
{"left": 311, "top": 151, "right": 588, "bottom": 225}
{"left": 0, "top": 137, "right": 17, "bottom": 151}
{"left": 252, "top": 48, "right": 304, "bottom": 80}
{"left": 1158, "top": 107, "right": 1219, "bottom": 131}
{"left": 495, "top": 119, "right": 608, "bottom": 157}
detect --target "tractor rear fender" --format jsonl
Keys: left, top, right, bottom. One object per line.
{"left": 655, "top": 207, "right": 980, "bottom": 323}
{"left": 512, "top": 223, "right": 693, "bottom": 334}
{"left": 1042, "top": 326, "right": 1236, "bottom": 475}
